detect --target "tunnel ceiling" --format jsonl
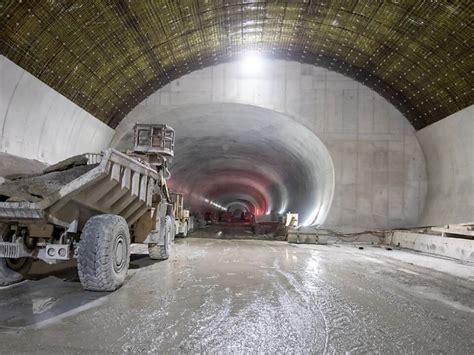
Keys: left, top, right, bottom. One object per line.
{"left": 1, "top": 1, "right": 472, "bottom": 130}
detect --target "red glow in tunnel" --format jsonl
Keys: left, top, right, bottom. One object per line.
{"left": 169, "top": 169, "right": 273, "bottom": 216}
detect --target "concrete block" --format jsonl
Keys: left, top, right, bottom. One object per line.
{"left": 223, "top": 79, "right": 240, "bottom": 101}
{"left": 160, "top": 92, "right": 170, "bottom": 105}
{"left": 372, "top": 185, "right": 388, "bottom": 219}
{"left": 341, "top": 141, "right": 357, "bottom": 184}
{"left": 342, "top": 89, "right": 358, "bottom": 132}
{"left": 388, "top": 107, "right": 404, "bottom": 133}
{"left": 181, "top": 77, "right": 212, "bottom": 92}
{"left": 313, "top": 89, "right": 326, "bottom": 133}
{"left": 224, "top": 61, "right": 241, "bottom": 78}
{"left": 211, "top": 76, "right": 225, "bottom": 102}
{"left": 388, "top": 231, "right": 474, "bottom": 262}
{"left": 168, "top": 91, "right": 211, "bottom": 105}
{"left": 388, "top": 184, "right": 404, "bottom": 221}
{"left": 358, "top": 89, "right": 374, "bottom": 133}
{"left": 239, "top": 78, "right": 259, "bottom": 104}
{"left": 326, "top": 71, "right": 347, "bottom": 81}
{"left": 287, "top": 233, "right": 319, "bottom": 244}
{"left": 373, "top": 93, "right": 390, "bottom": 133}
{"left": 313, "top": 79, "right": 326, "bottom": 90}
{"left": 325, "top": 89, "right": 343, "bottom": 132}
{"left": 300, "top": 63, "right": 314, "bottom": 76}
{"left": 169, "top": 79, "right": 182, "bottom": 92}
{"left": 285, "top": 79, "right": 301, "bottom": 103}
{"left": 373, "top": 142, "right": 388, "bottom": 171}
{"left": 285, "top": 61, "right": 301, "bottom": 78}
{"left": 312, "top": 66, "right": 327, "bottom": 81}
{"left": 212, "top": 63, "right": 225, "bottom": 78}
{"left": 256, "top": 80, "right": 274, "bottom": 108}
{"left": 299, "top": 90, "right": 316, "bottom": 119}
{"left": 272, "top": 81, "right": 286, "bottom": 112}
{"left": 301, "top": 75, "right": 313, "bottom": 91}
{"left": 327, "top": 80, "right": 358, "bottom": 91}
{"left": 272, "top": 60, "right": 287, "bottom": 79}
{"left": 341, "top": 183, "right": 357, "bottom": 225}
{"left": 404, "top": 181, "right": 421, "bottom": 224}
{"left": 388, "top": 140, "right": 404, "bottom": 172}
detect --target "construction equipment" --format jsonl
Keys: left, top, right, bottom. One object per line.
{"left": 0, "top": 123, "right": 176, "bottom": 291}
{"left": 285, "top": 213, "right": 299, "bottom": 227}
{"left": 171, "top": 192, "right": 193, "bottom": 237}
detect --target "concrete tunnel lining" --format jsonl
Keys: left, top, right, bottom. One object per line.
{"left": 114, "top": 103, "right": 335, "bottom": 226}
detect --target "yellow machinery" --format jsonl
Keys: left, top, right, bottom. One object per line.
{"left": 171, "top": 192, "right": 193, "bottom": 237}
{"left": 0, "top": 123, "right": 177, "bottom": 291}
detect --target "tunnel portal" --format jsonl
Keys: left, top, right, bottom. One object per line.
{"left": 114, "top": 103, "right": 335, "bottom": 226}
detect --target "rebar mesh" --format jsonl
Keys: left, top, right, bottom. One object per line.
{"left": 0, "top": 0, "right": 472, "bottom": 129}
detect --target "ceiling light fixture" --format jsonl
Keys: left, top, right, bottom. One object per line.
{"left": 240, "top": 51, "right": 264, "bottom": 76}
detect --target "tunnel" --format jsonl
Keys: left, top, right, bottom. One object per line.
{"left": 114, "top": 103, "right": 335, "bottom": 226}
{"left": 0, "top": 1, "right": 473, "bottom": 353}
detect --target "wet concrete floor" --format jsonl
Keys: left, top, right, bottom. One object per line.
{"left": 0, "top": 238, "right": 473, "bottom": 353}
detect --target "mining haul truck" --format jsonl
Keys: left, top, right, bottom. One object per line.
{"left": 171, "top": 192, "right": 193, "bottom": 237}
{"left": 0, "top": 123, "right": 176, "bottom": 291}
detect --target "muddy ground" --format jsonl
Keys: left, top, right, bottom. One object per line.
{"left": 0, "top": 238, "right": 473, "bottom": 353}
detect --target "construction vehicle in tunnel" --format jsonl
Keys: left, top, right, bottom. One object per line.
{"left": 170, "top": 192, "right": 193, "bottom": 237}
{"left": 0, "top": 123, "right": 177, "bottom": 291}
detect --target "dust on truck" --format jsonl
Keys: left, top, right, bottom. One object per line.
{"left": 0, "top": 123, "right": 177, "bottom": 291}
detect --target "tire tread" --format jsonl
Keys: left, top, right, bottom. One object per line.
{"left": 77, "top": 214, "right": 130, "bottom": 291}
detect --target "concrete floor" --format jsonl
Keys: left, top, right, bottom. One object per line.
{"left": 0, "top": 238, "right": 473, "bottom": 353}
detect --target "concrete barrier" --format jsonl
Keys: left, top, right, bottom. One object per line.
{"left": 387, "top": 231, "right": 474, "bottom": 262}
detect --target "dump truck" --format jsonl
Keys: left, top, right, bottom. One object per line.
{"left": 0, "top": 123, "right": 176, "bottom": 291}
{"left": 171, "top": 192, "right": 193, "bottom": 237}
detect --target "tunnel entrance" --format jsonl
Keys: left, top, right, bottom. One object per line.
{"left": 114, "top": 103, "right": 335, "bottom": 228}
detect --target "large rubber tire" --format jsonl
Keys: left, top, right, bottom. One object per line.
{"left": 6, "top": 257, "right": 33, "bottom": 274}
{"left": 148, "top": 215, "right": 174, "bottom": 260}
{"left": 77, "top": 214, "right": 130, "bottom": 292}
{"left": 0, "top": 227, "right": 34, "bottom": 286}
{"left": 188, "top": 218, "right": 194, "bottom": 233}
{"left": 0, "top": 258, "right": 24, "bottom": 287}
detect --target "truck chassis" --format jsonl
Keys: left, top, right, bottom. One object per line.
{"left": 0, "top": 124, "right": 177, "bottom": 291}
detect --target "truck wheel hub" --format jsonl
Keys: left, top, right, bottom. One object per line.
{"left": 113, "top": 235, "right": 126, "bottom": 272}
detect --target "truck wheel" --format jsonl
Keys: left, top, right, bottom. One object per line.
{"left": 182, "top": 222, "right": 188, "bottom": 237}
{"left": 6, "top": 257, "right": 33, "bottom": 274}
{"left": 78, "top": 214, "right": 130, "bottom": 292}
{"left": 148, "top": 215, "right": 173, "bottom": 260}
{"left": 0, "top": 227, "right": 33, "bottom": 286}
{"left": 0, "top": 258, "right": 24, "bottom": 286}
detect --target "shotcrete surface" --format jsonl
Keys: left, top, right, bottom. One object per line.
{"left": 0, "top": 238, "right": 473, "bottom": 353}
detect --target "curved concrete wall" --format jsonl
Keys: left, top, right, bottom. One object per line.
{"left": 115, "top": 59, "right": 428, "bottom": 229}
{"left": 0, "top": 56, "right": 113, "bottom": 165}
{"left": 417, "top": 105, "right": 474, "bottom": 226}
{"left": 114, "top": 103, "right": 335, "bottom": 226}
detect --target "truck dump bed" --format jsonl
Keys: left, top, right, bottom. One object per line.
{"left": 0, "top": 149, "right": 158, "bottom": 228}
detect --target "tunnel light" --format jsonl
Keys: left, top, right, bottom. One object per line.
{"left": 200, "top": 196, "right": 226, "bottom": 211}
{"left": 240, "top": 51, "right": 264, "bottom": 76}
{"left": 302, "top": 207, "right": 320, "bottom": 227}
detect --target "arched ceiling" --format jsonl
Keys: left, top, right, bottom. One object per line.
{"left": 114, "top": 103, "right": 336, "bottom": 226}
{"left": 1, "top": 1, "right": 472, "bottom": 130}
